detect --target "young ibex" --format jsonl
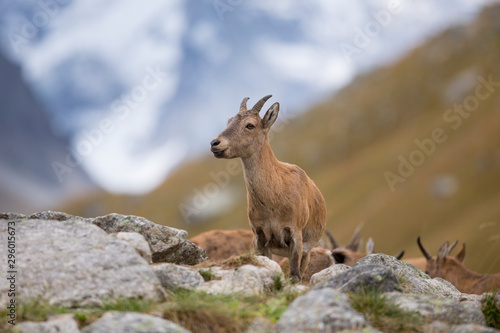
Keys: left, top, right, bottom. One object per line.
{"left": 418, "top": 237, "right": 500, "bottom": 294}
{"left": 210, "top": 95, "right": 327, "bottom": 282}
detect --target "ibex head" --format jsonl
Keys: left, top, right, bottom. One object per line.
{"left": 210, "top": 95, "right": 279, "bottom": 159}
{"left": 417, "top": 237, "right": 465, "bottom": 277}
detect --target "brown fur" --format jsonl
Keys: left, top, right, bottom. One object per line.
{"left": 210, "top": 95, "right": 327, "bottom": 282}
{"left": 403, "top": 257, "right": 428, "bottom": 271}
{"left": 418, "top": 237, "right": 500, "bottom": 294}
{"left": 190, "top": 229, "right": 254, "bottom": 262}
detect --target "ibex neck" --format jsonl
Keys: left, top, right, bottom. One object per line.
{"left": 240, "top": 141, "right": 280, "bottom": 186}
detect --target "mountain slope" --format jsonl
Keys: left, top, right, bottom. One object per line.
{"left": 64, "top": 5, "right": 500, "bottom": 273}
{"left": 0, "top": 52, "right": 95, "bottom": 213}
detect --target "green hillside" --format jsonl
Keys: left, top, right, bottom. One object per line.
{"left": 64, "top": 5, "right": 500, "bottom": 274}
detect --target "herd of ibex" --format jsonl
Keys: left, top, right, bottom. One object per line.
{"left": 201, "top": 95, "right": 500, "bottom": 293}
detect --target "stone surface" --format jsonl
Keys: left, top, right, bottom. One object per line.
{"left": 424, "top": 321, "right": 500, "bottom": 333}
{"left": 11, "top": 314, "right": 80, "bottom": 333}
{"left": 81, "top": 311, "right": 190, "bottom": 333}
{"left": 6, "top": 211, "right": 207, "bottom": 265}
{"left": 152, "top": 263, "right": 204, "bottom": 291}
{"left": 196, "top": 263, "right": 281, "bottom": 296}
{"left": 92, "top": 213, "right": 207, "bottom": 264}
{"left": 310, "top": 264, "right": 350, "bottom": 286}
{"left": 276, "top": 288, "right": 376, "bottom": 332}
{"left": 385, "top": 292, "right": 486, "bottom": 326}
{"left": 313, "top": 264, "right": 403, "bottom": 293}
{"left": 0, "top": 218, "right": 166, "bottom": 307}
{"left": 355, "top": 254, "right": 462, "bottom": 298}
{"left": 114, "top": 232, "right": 152, "bottom": 263}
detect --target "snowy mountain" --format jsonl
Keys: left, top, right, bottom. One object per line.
{"left": 0, "top": 0, "right": 496, "bottom": 194}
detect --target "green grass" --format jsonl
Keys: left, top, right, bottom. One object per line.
{"left": 1, "top": 287, "right": 301, "bottom": 333}
{"left": 482, "top": 292, "right": 500, "bottom": 329}
{"left": 349, "top": 288, "right": 422, "bottom": 333}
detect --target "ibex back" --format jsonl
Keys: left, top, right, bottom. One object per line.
{"left": 210, "top": 95, "right": 327, "bottom": 282}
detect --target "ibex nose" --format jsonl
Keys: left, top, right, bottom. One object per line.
{"left": 211, "top": 139, "right": 220, "bottom": 147}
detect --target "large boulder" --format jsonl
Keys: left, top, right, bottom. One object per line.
{"left": 424, "top": 321, "right": 499, "bottom": 333}
{"left": 4, "top": 211, "right": 207, "bottom": 265}
{"left": 276, "top": 288, "right": 377, "bottom": 332}
{"left": 81, "top": 311, "right": 190, "bottom": 333}
{"left": 355, "top": 254, "right": 462, "bottom": 298}
{"left": 92, "top": 213, "right": 206, "bottom": 264}
{"left": 113, "top": 232, "right": 153, "bottom": 264}
{"left": 385, "top": 292, "right": 486, "bottom": 326}
{"left": 11, "top": 314, "right": 80, "bottom": 333}
{"left": 152, "top": 263, "right": 205, "bottom": 291}
{"left": 0, "top": 218, "right": 166, "bottom": 307}
{"left": 312, "top": 264, "right": 403, "bottom": 293}
{"left": 310, "top": 264, "right": 350, "bottom": 286}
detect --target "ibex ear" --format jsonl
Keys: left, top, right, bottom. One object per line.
{"left": 366, "top": 238, "right": 374, "bottom": 255}
{"left": 437, "top": 242, "right": 448, "bottom": 261}
{"left": 262, "top": 102, "right": 279, "bottom": 131}
{"left": 455, "top": 243, "right": 466, "bottom": 263}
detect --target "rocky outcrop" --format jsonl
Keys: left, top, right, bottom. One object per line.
{"left": 276, "top": 288, "right": 377, "bottom": 332}
{"left": 0, "top": 218, "right": 166, "bottom": 307}
{"left": 355, "top": 253, "right": 463, "bottom": 299}
{"left": 312, "top": 264, "right": 403, "bottom": 293}
{"left": 81, "top": 311, "right": 190, "bottom": 333}
{"left": 3, "top": 211, "right": 207, "bottom": 265}
{"left": 3, "top": 212, "right": 498, "bottom": 333}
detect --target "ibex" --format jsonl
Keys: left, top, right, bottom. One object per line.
{"left": 210, "top": 95, "right": 327, "bottom": 282}
{"left": 418, "top": 237, "right": 500, "bottom": 294}
{"left": 403, "top": 239, "right": 459, "bottom": 272}
{"left": 190, "top": 229, "right": 254, "bottom": 262}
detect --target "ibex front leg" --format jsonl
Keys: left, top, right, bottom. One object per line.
{"left": 289, "top": 232, "right": 303, "bottom": 283}
{"left": 254, "top": 227, "right": 272, "bottom": 259}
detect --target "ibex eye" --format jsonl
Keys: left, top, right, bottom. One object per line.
{"left": 246, "top": 124, "right": 255, "bottom": 129}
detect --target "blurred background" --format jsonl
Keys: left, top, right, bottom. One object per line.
{"left": 1, "top": 0, "right": 499, "bottom": 273}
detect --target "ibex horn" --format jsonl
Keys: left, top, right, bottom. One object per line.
{"left": 240, "top": 97, "right": 250, "bottom": 112}
{"left": 251, "top": 94, "right": 272, "bottom": 113}
{"left": 417, "top": 236, "right": 432, "bottom": 260}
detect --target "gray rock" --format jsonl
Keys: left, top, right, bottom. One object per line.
{"left": 0, "top": 219, "right": 166, "bottom": 307}
{"left": 81, "top": 311, "right": 190, "bottom": 333}
{"left": 11, "top": 314, "right": 80, "bottom": 333}
{"left": 355, "top": 254, "right": 462, "bottom": 298}
{"left": 424, "top": 321, "right": 500, "bottom": 333}
{"left": 196, "top": 261, "right": 281, "bottom": 297}
{"left": 385, "top": 292, "right": 486, "bottom": 326}
{"left": 114, "top": 232, "right": 153, "bottom": 263}
{"left": 92, "top": 213, "right": 207, "bottom": 264}
{"left": 310, "top": 264, "right": 350, "bottom": 286}
{"left": 313, "top": 264, "right": 403, "bottom": 293}
{"left": 7, "top": 211, "right": 208, "bottom": 265}
{"left": 152, "top": 263, "right": 204, "bottom": 291}
{"left": 276, "top": 288, "right": 377, "bottom": 333}
{"left": 245, "top": 317, "right": 275, "bottom": 333}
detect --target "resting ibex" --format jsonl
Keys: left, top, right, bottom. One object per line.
{"left": 210, "top": 95, "right": 327, "bottom": 282}
{"left": 418, "top": 237, "right": 500, "bottom": 294}
{"left": 190, "top": 229, "right": 254, "bottom": 262}
{"left": 403, "top": 239, "right": 460, "bottom": 272}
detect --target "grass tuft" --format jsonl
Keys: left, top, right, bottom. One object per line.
{"left": 482, "top": 292, "right": 500, "bottom": 329}
{"left": 349, "top": 288, "right": 422, "bottom": 332}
